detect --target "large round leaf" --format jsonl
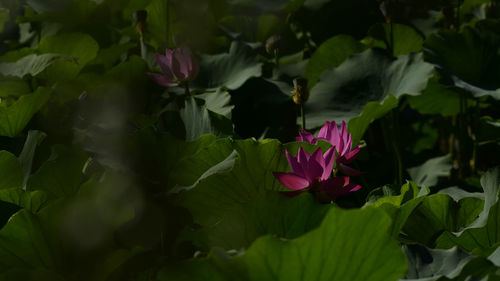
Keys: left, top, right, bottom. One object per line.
{"left": 159, "top": 207, "right": 408, "bottom": 281}
{"left": 194, "top": 41, "right": 262, "bottom": 90}
{"left": 0, "top": 87, "right": 51, "bottom": 137}
{"left": 174, "top": 139, "right": 331, "bottom": 250}
{"left": 423, "top": 20, "right": 500, "bottom": 99}
{"left": 38, "top": 32, "right": 99, "bottom": 81}
{"left": 0, "top": 151, "right": 23, "bottom": 189}
{"left": 303, "top": 34, "right": 365, "bottom": 89}
{"left": 304, "top": 48, "right": 433, "bottom": 128}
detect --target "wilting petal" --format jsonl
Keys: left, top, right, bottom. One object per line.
{"left": 155, "top": 54, "right": 174, "bottom": 80}
{"left": 329, "top": 183, "right": 362, "bottom": 196}
{"left": 273, "top": 172, "right": 310, "bottom": 190}
{"left": 296, "top": 130, "right": 317, "bottom": 144}
{"left": 321, "top": 147, "right": 335, "bottom": 180}
{"left": 286, "top": 150, "right": 303, "bottom": 176}
{"left": 319, "top": 176, "right": 347, "bottom": 192}
{"left": 338, "top": 163, "right": 363, "bottom": 176}
{"left": 147, "top": 72, "right": 176, "bottom": 87}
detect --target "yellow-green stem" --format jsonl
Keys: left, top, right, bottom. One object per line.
{"left": 301, "top": 104, "right": 306, "bottom": 131}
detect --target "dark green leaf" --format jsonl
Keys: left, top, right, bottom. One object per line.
{"left": 423, "top": 20, "right": 500, "bottom": 99}
{"left": 0, "top": 88, "right": 51, "bottom": 137}
{"left": 403, "top": 245, "right": 473, "bottom": 280}
{"left": 180, "top": 98, "right": 234, "bottom": 141}
{"left": 194, "top": 41, "right": 262, "bottom": 90}
{"left": 305, "top": 49, "right": 433, "bottom": 128}
{"left": 303, "top": 34, "right": 365, "bottom": 88}
{"left": 38, "top": 32, "right": 99, "bottom": 81}
{"left": 160, "top": 207, "right": 407, "bottom": 281}
{"left": 27, "top": 145, "right": 87, "bottom": 199}
{"left": 19, "top": 130, "right": 46, "bottom": 188}
{"left": 175, "top": 139, "right": 330, "bottom": 249}
{"left": 0, "top": 54, "right": 67, "bottom": 78}
{"left": 0, "top": 78, "right": 31, "bottom": 98}
{"left": 407, "top": 155, "right": 452, "bottom": 187}
{"left": 0, "top": 151, "right": 23, "bottom": 189}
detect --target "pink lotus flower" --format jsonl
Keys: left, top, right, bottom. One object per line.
{"left": 273, "top": 147, "right": 361, "bottom": 200}
{"left": 296, "top": 120, "right": 363, "bottom": 176}
{"left": 147, "top": 46, "right": 199, "bottom": 87}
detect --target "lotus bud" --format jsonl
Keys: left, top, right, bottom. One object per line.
{"left": 133, "top": 10, "right": 148, "bottom": 35}
{"left": 379, "top": 1, "right": 396, "bottom": 23}
{"left": 441, "top": 4, "right": 455, "bottom": 28}
{"left": 291, "top": 78, "right": 309, "bottom": 105}
{"left": 265, "top": 35, "right": 282, "bottom": 57}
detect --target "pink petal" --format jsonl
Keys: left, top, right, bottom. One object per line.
{"left": 310, "top": 147, "right": 324, "bottom": 169}
{"left": 297, "top": 147, "right": 310, "bottom": 163}
{"left": 341, "top": 134, "right": 353, "bottom": 156}
{"left": 319, "top": 176, "right": 347, "bottom": 192}
{"left": 303, "top": 157, "right": 323, "bottom": 182}
{"left": 155, "top": 54, "right": 175, "bottom": 79}
{"left": 170, "top": 50, "right": 184, "bottom": 81}
{"left": 318, "top": 121, "right": 330, "bottom": 139}
{"left": 174, "top": 46, "right": 193, "bottom": 80}
{"left": 338, "top": 163, "right": 363, "bottom": 176}
{"left": 286, "top": 150, "right": 304, "bottom": 176}
{"left": 273, "top": 172, "right": 310, "bottom": 190}
{"left": 321, "top": 147, "right": 335, "bottom": 180}
{"left": 296, "top": 130, "right": 317, "bottom": 144}
{"left": 331, "top": 121, "right": 341, "bottom": 150}
{"left": 147, "top": 72, "right": 176, "bottom": 87}
{"left": 329, "top": 183, "right": 362, "bottom": 196}
{"left": 340, "top": 121, "right": 349, "bottom": 146}
{"left": 341, "top": 145, "right": 361, "bottom": 164}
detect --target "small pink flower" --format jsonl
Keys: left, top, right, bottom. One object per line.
{"left": 273, "top": 147, "right": 361, "bottom": 200}
{"left": 296, "top": 120, "right": 363, "bottom": 176}
{"left": 147, "top": 45, "right": 199, "bottom": 87}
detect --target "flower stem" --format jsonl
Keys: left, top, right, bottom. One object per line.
{"left": 274, "top": 49, "right": 279, "bottom": 68}
{"left": 184, "top": 82, "right": 191, "bottom": 96}
{"left": 390, "top": 109, "right": 403, "bottom": 186}
{"left": 301, "top": 104, "right": 306, "bottom": 131}
{"left": 389, "top": 21, "right": 394, "bottom": 56}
